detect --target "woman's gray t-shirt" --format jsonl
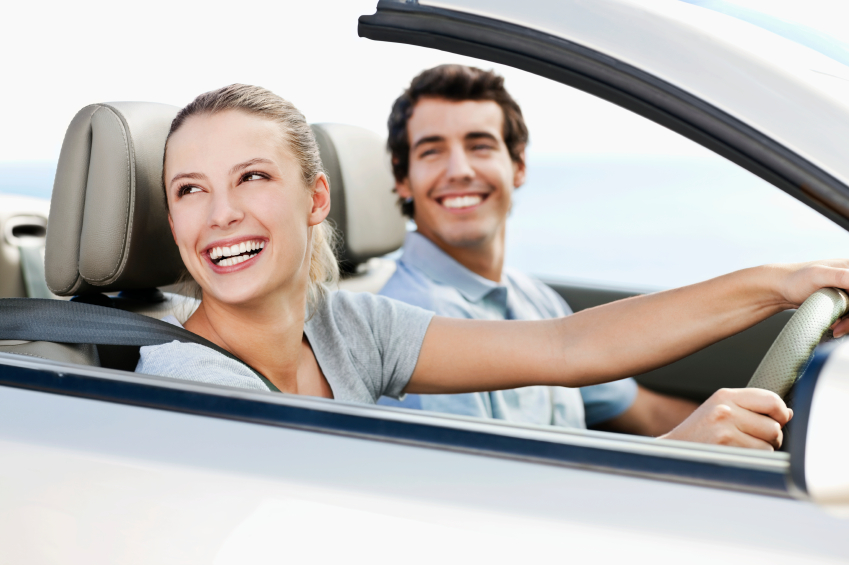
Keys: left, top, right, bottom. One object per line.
{"left": 135, "top": 291, "right": 435, "bottom": 403}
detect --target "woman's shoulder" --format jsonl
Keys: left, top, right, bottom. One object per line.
{"left": 136, "top": 340, "right": 270, "bottom": 392}
{"left": 315, "top": 289, "right": 435, "bottom": 327}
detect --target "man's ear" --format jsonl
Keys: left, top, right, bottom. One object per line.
{"left": 513, "top": 146, "right": 527, "bottom": 189}
{"left": 395, "top": 177, "right": 413, "bottom": 200}
{"left": 308, "top": 172, "right": 332, "bottom": 226}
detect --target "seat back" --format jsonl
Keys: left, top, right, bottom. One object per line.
{"left": 5, "top": 102, "right": 190, "bottom": 369}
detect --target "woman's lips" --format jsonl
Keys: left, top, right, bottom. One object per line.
{"left": 204, "top": 239, "right": 266, "bottom": 273}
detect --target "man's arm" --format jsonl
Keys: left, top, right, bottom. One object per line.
{"left": 592, "top": 385, "right": 698, "bottom": 437}
{"left": 409, "top": 261, "right": 849, "bottom": 393}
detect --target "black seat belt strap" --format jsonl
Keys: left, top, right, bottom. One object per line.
{"left": 0, "top": 298, "right": 280, "bottom": 392}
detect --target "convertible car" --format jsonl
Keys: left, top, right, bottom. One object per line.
{"left": 1, "top": 0, "right": 848, "bottom": 562}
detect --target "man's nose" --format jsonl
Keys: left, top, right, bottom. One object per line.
{"left": 209, "top": 190, "right": 244, "bottom": 229}
{"left": 445, "top": 145, "right": 475, "bottom": 183}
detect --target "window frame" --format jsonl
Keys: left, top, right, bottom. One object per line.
{"left": 0, "top": 352, "right": 790, "bottom": 497}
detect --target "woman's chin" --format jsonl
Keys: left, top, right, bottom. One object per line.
{"left": 201, "top": 280, "right": 270, "bottom": 308}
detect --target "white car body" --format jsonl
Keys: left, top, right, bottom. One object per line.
{"left": 2, "top": 1, "right": 849, "bottom": 563}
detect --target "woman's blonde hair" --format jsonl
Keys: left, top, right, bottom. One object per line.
{"left": 163, "top": 84, "right": 339, "bottom": 313}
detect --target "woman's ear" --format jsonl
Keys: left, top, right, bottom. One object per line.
{"left": 308, "top": 173, "right": 332, "bottom": 226}
{"left": 168, "top": 213, "right": 177, "bottom": 241}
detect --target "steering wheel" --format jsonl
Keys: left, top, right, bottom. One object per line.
{"left": 747, "top": 288, "right": 849, "bottom": 398}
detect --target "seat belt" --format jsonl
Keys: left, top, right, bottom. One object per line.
{"left": 0, "top": 298, "right": 280, "bottom": 392}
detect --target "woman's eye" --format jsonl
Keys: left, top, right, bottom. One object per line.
{"left": 178, "top": 185, "right": 202, "bottom": 197}
{"left": 243, "top": 172, "right": 266, "bottom": 182}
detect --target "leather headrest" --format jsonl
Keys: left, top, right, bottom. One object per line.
{"left": 313, "top": 123, "right": 406, "bottom": 269}
{"left": 45, "top": 102, "right": 184, "bottom": 296}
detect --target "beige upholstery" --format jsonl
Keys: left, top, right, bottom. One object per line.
{"left": 0, "top": 340, "right": 99, "bottom": 365}
{"left": 22, "top": 102, "right": 187, "bottom": 368}
{"left": 312, "top": 123, "right": 406, "bottom": 271}
{"left": 0, "top": 195, "right": 50, "bottom": 298}
{"left": 45, "top": 102, "right": 184, "bottom": 296}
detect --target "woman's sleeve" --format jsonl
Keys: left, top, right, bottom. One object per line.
{"left": 370, "top": 295, "right": 435, "bottom": 399}
{"left": 330, "top": 292, "right": 434, "bottom": 400}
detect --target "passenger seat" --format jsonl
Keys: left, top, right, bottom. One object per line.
{"left": 5, "top": 103, "right": 405, "bottom": 368}
{"left": 313, "top": 123, "right": 406, "bottom": 293}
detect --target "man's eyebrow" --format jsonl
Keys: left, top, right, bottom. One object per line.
{"left": 465, "top": 131, "right": 499, "bottom": 143}
{"left": 170, "top": 171, "right": 207, "bottom": 186}
{"left": 411, "top": 135, "right": 445, "bottom": 150}
{"left": 229, "top": 157, "right": 274, "bottom": 175}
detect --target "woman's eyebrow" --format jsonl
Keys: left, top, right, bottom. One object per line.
{"left": 170, "top": 171, "right": 206, "bottom": 185}
{"left": 229, "top": 158, "right": 274, "bottom": 175}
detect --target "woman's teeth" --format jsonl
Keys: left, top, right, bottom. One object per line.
{"left": 209, "top": 240, "right": 265, "bottom": 267}
{"left": 442, "top": 195, "right": 483, "bottom": 209}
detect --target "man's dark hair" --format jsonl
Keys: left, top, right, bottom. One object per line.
{"left": 388, "top": 64, "right": 529, "bottom": 218}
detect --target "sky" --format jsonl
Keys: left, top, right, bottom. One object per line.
{"left": 7, "top": 0, "right": 846, "bottom": 165}
{"left": 3, "top": 0, "right": 849, "bottom": 287}
{"left": 3, "top": 0, "right": 848, "bottom": 164}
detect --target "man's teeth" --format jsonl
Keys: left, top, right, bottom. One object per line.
{"left": 209, "top": 240, "right": 265, "bottom": 264}
{"left": 442, "top": 195, "right": 483, "bottom": 209}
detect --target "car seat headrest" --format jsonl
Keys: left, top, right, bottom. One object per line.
{"left": 312, "top": 123, "right": 406, "bottom": 270}
{"left": 45, "top": 102, "right": 184, "bottom": 296}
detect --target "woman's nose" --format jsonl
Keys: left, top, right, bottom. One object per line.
{"left": 208, "top": 191, "right": 244, "bottom": 229}
{"left": 445, "top": 145, "right": 475, "bottom": 182}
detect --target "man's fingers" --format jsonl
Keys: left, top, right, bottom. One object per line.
{"left": 728, "top": 406, "right": 784, "bottom": 450}
{"left": 833, "top": 317, "right": 849, "bottom": 338}
{"left": 720, "top": 429, "right": 776, "bottom": 451}
{"left": 720, "top": 388, "right": 791, "bottom": 427}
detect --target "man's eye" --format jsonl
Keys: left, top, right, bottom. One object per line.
{"left": 472, "top": 144, "right": 495, "bottom": 151}
{"left": 419, "top": 149, "right": 438, "bottom": 158}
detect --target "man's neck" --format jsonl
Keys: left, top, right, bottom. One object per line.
{"left": 421, "top": 228, "right": 506, "bottom": 283}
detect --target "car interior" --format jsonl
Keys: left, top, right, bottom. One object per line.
{"left": 0, "top": 100, "right": 796, "bottom": 413}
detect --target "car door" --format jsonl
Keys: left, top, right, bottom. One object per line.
{"left": 2, "top": 350, "right": 848, "bottom": 564}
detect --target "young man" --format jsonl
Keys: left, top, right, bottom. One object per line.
{"left": 378, "top": 65, "right": 760, "bottom": 445}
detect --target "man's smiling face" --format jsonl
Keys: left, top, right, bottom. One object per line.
{"left": 397, "top": 97, "right": 525, "bottom": 252}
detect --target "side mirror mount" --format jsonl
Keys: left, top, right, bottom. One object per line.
{"left": 788, "top": 341, "right": 849, "bottom": 517}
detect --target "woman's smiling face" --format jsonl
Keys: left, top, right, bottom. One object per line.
{"left": 164, "top": 110, "right": 329, "bottom": 307}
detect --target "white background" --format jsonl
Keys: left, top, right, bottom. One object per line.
{"left": 0, "top": 0, "right": 844, "bottom": 163}
{"left": 3, "top": 0, "right": 849, "bottom": 287}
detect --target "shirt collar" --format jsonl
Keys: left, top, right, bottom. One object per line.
{"left": 398, "top": 231, "right": 505, "bottom": 303}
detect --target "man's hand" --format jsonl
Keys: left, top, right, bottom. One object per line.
{"left": 660, "top": 388, "right": 792, "bottom": 450}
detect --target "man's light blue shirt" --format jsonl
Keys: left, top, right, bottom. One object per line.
{"left": 378, "top": 231, "right": 638, "bottom": 428}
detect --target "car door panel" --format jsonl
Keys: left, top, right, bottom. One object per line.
{"left": 1, "top": 378, "right": 846, "bottom": 563}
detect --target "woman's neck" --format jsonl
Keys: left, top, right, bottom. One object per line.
{"left": 184, "top": 289, "right": 327, "bottom": 396}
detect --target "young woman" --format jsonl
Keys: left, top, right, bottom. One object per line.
{"left": 137, "top": 84, "right": 849, "bottom": 450}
